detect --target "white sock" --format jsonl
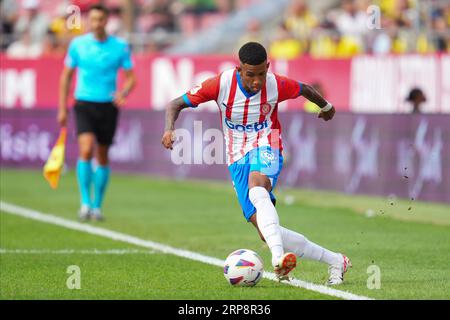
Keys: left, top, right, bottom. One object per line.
{"left": 249, "top": 186, "right": 284, "bottom": 267}
{"left": 280, "top": 226, "right": 342, "bottom": 265}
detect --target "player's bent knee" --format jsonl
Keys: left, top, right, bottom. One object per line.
{"left": 96, "top": 146, "right": 110, "bottom": 166}
{"left": 97, "top": 159, "right": 109, "bottom": 166}
{"left": 96, "top": 151, "right": 109, "bottom": 166}
{"left": 248, "top": 173, "right": 271, "bottom": 191}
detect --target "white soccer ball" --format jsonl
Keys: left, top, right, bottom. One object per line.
{"left": 223, "top": 249, "right": 264, "bottom": 287}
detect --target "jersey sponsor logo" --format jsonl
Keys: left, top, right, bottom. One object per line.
{"left": 225, "top": 118, "right": 268, "bottom": 133}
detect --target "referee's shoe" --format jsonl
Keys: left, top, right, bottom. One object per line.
{"left": 90, "top": 208, "right": 105, "bottom": 221}
{"left": 78, "top": 205, "right": 91, "bottom": 221}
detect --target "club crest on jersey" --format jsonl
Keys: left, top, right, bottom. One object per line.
{"left": 225, "top": 118, "right": 268, "bottom": 133}
{"left": 260, "top": 103, "right": 271, "bottom": 115}
{"left": 190, "top": 84, "right": 202, "bottom": 95}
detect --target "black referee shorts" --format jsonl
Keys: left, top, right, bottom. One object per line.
{"left": 74, "top": 100, "right": 119, "bottom": 146}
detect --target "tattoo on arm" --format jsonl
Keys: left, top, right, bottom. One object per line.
{"left": 165, "top": 96, "right": 189, "bottom": 131}
{"left": 300, "top": 83, "right": 328, "bottom": 109}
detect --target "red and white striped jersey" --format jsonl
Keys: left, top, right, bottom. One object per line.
{"left": 183, "top": 68, "right": 302, "bottom": 165}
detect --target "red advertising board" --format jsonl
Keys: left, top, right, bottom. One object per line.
{"left": 1, "top": 54, "right": 448, "bottom": 112}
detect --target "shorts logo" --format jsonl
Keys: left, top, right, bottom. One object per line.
{"left": 225, "top": 118, "right": 268, "bottom": 133}
{"left": 260, "top": 103, "right": 271, "bottom": 115}
{"left": 262, "top": 151, "right": 275, "bottom": 162}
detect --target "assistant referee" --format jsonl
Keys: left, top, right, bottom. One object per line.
{"left": 58, "top": 4, "right": 136, "bottom": 221}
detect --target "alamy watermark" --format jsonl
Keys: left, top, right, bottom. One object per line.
{"left": 366, "top": 264, "right": 381, "bottom": 289}
{"left": 170, "top": 121, "right": 281, "bottom": 166}
{"left": 66, "top": 265, "right": 81, "bottom": 290}
{"left": 66, "top": 5, "right": 81, "bottom": 30}
{"left": 367, "top": 5, "right": 382, "bottom": 30}
{"left": 63, "top": 4, "right": 382, "bottom": 35}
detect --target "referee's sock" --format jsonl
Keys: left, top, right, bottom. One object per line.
{"left": 76, "top": 159, "right": 93, "bottom": 208}
{"left": 93, "top": 165, "right": 110, "bottom": 210}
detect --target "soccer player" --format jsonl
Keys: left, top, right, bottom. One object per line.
{"left": 161, "top": 42, "right": 351, "bottom": 285}
{"left": 58, "top": 5, "right": 136, "bottom": 221}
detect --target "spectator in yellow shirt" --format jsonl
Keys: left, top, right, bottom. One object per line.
{"left": 269, "top": 23, "right": 303, "bottom": 60}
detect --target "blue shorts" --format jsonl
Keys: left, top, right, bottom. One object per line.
{"left": 228, "top": 146, "right": 283, "bottom": 222}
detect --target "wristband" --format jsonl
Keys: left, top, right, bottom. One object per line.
{"left": 321, "top": 102, "right": 333, "bottom": 112}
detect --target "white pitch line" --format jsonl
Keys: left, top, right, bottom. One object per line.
{"left": 0, "top": 201, "right": 373, "bottom": 300}
{"left": 0, "top": 248, "right": 156, "bottom": 255}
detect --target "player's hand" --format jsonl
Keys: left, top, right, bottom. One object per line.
{"left": 318, "top": 105, "right": 335, "bottom": 121}
{"left": 113, "top": 91, "right": 127, "bottom": 108}
{"left": 57, "top": 109, "right": 68, "bottom": 127}
{"left": 161, "top": 130, "right": 176, "bottom": 150}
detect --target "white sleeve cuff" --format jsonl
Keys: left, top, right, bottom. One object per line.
{"left": 322, "top": 102, "right": 333, "bottom": 112}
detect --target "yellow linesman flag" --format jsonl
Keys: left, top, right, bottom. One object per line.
{"left": 43, "top": 127, "right": 67, "bottom": 189}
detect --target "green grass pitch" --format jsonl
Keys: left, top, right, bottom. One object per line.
{"left": 1, "top": 168, "right": 449, "bottom": 299}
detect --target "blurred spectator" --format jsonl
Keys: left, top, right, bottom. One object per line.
{"left": 391, "top": 30, "right": 409, "bottom": 54}
{"left": 215, "top": 0, "right": 235, "bottom": 14}
{"left": 310, "top": 32, "right": 339, "bottom": 58}
{"left": 0, "top": 0, "right": 19, "bottom": 49}
{"left": 392, "top": 0, "right": 415, "bottom": 28}
{"left": 446, "top": 3, "right": 450, "bottom": 27}
{"left": 180, "top": 0, "right": 218, "bottom": 14}
{"left": 371, "top": 16, "right": 395, "bottom": 54}
{"left": 6, "top": 29, "right": 43, "bottom": 58}
{"left": 310, "top": 30, "right": 362, "bottom": 58}
{"left": 332, "top": 0, "right": 368, "bottom": 49}
{"left": 106, "top": 6, "right": 124, "bottom": 35}
{"left": 237, "top": 19, "right": 266, "bottom": 51}
{"left": 284, "top": 0, "right": 318, "bottom": 50}
{"left": 269, "top": 23, "right": 303, "bottom": 60}
{"left": 141, "top": 0, "right": 177, "bottom": 33}
{"left": 48, "top": 2, "right": 84, "bottom": 52}
{"left": 431, "top": 15, "right": 448, "bottom": 53}
{"left": 415, "top": 33, "right": 434, "bottom": 54}
{"left": 377, "top": 0, "right": 396, "bottom": 18}
{"left": 177, "top": 0, "right": 221, "bottom": 32}
{"left": 42, "top": 30, "right": 67, "bottom": 57}
{"left": 136, "top": 0, "right": 178, "bottom": 52}
{"left": 72, "top": 0, "right": 102, "bottom": 13}
{"left": 406, "top": 87, "right": 426, "bottom": 114}
{"left": 14, "top": 0, "right": 50, "bottom": 44}
{"left": 1, "top": 0, "right": 449, "bottom": 56}
{"left": 336, "top": 34, "right": 363, "bottom": 57}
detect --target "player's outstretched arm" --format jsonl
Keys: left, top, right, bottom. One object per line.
{"left": 162, "top": 96, "right": 189, "bottom": 150}
{"left": 300, "top": 83, "right": 335, "bottom": 121}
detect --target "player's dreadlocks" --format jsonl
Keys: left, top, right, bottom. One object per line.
{"left": 238, "top": 42, "right": 267, "bottom": 66}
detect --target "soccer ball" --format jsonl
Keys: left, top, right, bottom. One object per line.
{"left": 223, "top": 249, "right": 264, "bottom": 287}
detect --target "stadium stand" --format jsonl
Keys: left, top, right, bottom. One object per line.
{"left": 1, "top": 0, "right": 449, "bottom": 57}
